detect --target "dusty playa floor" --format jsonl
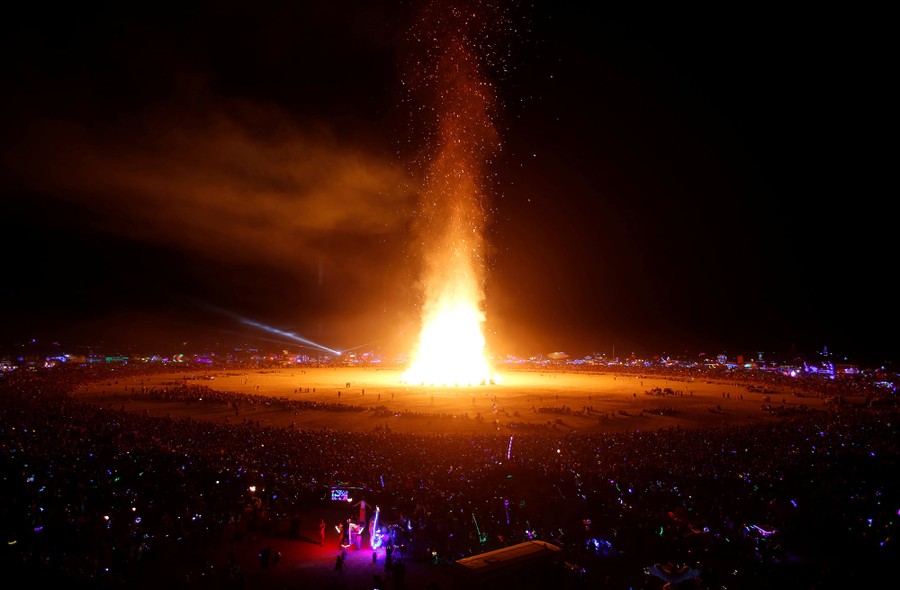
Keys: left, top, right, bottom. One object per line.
{"left": 74, "top": 366, "right": 824, "bottom": 435}
{"left": 68, "top": 366, "right": 838, "bottom": 589}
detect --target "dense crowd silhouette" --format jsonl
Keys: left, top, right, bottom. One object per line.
{"left": 1, "top": 362, "right": 897, "bottom": 589}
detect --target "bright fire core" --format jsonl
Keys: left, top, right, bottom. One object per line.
{"left": 402, "top": 293, "right": 499, "bottom": 387}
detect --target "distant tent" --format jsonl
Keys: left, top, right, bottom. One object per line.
{"left": 546, "top": 352, "right": 569, "bottom": 360}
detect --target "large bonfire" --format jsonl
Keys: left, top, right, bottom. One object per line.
{"left": 401, "top": 1, "right": 507, "bottom": 386}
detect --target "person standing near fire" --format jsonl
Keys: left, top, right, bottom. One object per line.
{"left": 353, "top": 498, "right": 371, "bottom": 527}
{"left": 341, "top": 518, "right": 352, "bottom": 548}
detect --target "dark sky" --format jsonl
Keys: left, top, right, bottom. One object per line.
{"left": 0, "top": 1, "right": 893, "bottom": 365}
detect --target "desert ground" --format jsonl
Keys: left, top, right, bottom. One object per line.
{"left": 73, "top": 366, "right": 820, "bottom": 435}
{"left": 68, "top": 366, "right": 834, "bottom": 589}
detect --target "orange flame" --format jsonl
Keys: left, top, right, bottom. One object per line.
{"left": 401, "top": 294, "right": 496, "bottom": 386}
{"left": 401, "top": 4, "right": 504, "bottom": 387}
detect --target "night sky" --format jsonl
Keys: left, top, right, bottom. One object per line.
{"left": 0, "top": 2, "right": 893, "bottom": 364}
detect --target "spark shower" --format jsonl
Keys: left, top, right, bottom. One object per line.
{"left": 401, "top": 1, "right": 511, "bottom": 386}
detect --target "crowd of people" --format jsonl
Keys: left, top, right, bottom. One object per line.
{"left": 1, "top": 362, "right": 897, "bottom": 589}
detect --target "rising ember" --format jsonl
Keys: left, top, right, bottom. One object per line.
{"left": 401, "top": 2, "right": 509, "bottom": 386}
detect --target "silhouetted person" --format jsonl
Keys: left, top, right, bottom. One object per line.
{"left": 259, "top": 545, "right": 271, "bottom": 571}
{"left": 384, "top": 545, "right": 393, "bottom": 576}
{"left": 393, "top": 558, "right": 406, "bottom": 588}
